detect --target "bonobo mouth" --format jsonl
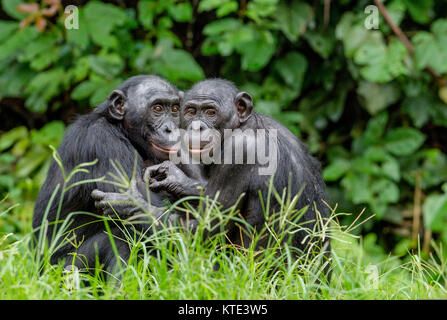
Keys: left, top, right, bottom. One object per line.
{"left": 151, "top": 142, "right": 179, "bottom": 154}
{"left": 188, "top": 143, "right": 213, "bottom": 154}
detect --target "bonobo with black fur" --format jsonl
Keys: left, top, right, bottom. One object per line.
{"left": 154, "top": 79, "right": 329, "bottom": 252}
{"left": 95, "top": 79, "right": 330, "bottom": 257}
{"left": 33, "top": 75, "right": 183, "bottom": 272}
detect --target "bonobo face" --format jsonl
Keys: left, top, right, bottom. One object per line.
{"left": 180, "top": 79, "right": 253, "bottom": 155}
{"left": 107, "top": 76, "right": 182, "bottom": 161}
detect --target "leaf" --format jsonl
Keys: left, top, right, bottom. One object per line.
{"left": 341, "top": 172, "right": 372, "bottom": 204}
{"left": 363, "top": 147, "right": 400, "bottom": 182}
{"left": 363, "top": 112, "right": 389, "bottom": 146}
{"left": 88, "top": 53, "right": 125, "bottom": 79}
{"left": 0, "top": 20, "right": 18, "bottom": 42}
{"left": 202, "top": 18, "right": 250, "bottom": 56}
{"left": 0, "top": 26, "right": 39, "bottom": 62}
{"left": 304, "top": 31, "right": 335, "bottom": 59}
{"left": 412, "top": 20, "right": 447, "bottom": 74}
{"left": 0, "top": 126, "right": 28, "bottom": 151}
{"left": 71, "top": 81, "right": 99, "bottom": 100}
{"left": 15, "top": 144, "right": 49, "bottom": 178}
{"left": 323, "top": 159, "right": 351, "bottom": 181}
{"left": 203, "top": 18, "right": 241, "bottom": 36}
{"left": 354, "top": 34, "right": 408, "bottom": 83}
{"left": 368, "top": 178, "right": 400, "bottom": 220}
{"left": 69, "top": 56, "right": 90, "bottom": 82}
{"left": 371, "top": 179, "right": 400, "bottom": 217}
{"left": 385, "top": 0, "right": 407, "bottom": 28}
{"left": 152, "top": 47, "right": 205, "bottom": 82}
{"left": 138, "top": 0, "right": 157, "bottom": 28}
{"left": 167, "top": 3, "right": 193, "bottom": 22}
{"left": 18, "top": 32, "right": 58, "bottom": 62}
{"left": 24, "top": 68, "right": 65, "bottom": 113}
{"left": 84, "top": 1, "right": 127, "bottom": 48}
{"left": 239, "top": 30, "right": 275, "bottom": 71}
{"left": 273, "top": 51, "right": 307, "bottom": 95}
{"left": 216, "top": 1, "right": 238, "bottom": 17}
{"left": 246, "top": 0, "right": 278, "bottom": 21}
{"left": 254, "top": 100, "right": 282, "bottom": 115}
{"left": 402, "top": 96, "right": 432, "bottom": 128}
{"left": 29, "top": 46, "right": 59, "bottom": 71}
{"left": 357, "top": 81, "right": 401, "bottom": 115}
{"left": 336, "top": 12, "right": 369, "bottom": 58}
{"left": 352, "top": 157, "right": 380, "bottom": 175}
{"left": 0, "top": 63, "right": 34, "bottom": 99}
{"left": 413, "top": 32, "right": 446, "bottom": 74}
{"left": 199, "top": 0, "right": 229, "bottom": 12}
{"left": 1, "top": 0, "right": 27, "bottom": 20}
{"left": 274, "top": 0, "right": 312, "bottom": 42}
{"left": 406, "top": 0, "right": 434, "bottom": 25}
{"left": 381, "top": 157, "right": 400, "bottom": 182}
{"left": 321, "top": 85, "right": 348, "bottom": 122}
{"left": 423, "top": 193, "right": 447, "bottom": 232}
{"left": 88, "top": 78, "right": 123, "bottom": 106}
{"left": 385, "top": 127, "right": 426, "bottom": 156}
{"left": 31, "top": 121, "right": 65, "bottom": 147}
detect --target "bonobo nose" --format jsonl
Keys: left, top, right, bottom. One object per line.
{"left": 190, "top": 120, "right": 206, "bottom": 132}
{"left": 163, "top": 122, "right": 175, "bottom": 134}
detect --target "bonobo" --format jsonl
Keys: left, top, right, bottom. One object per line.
{"left": 95, "top": 79, "right": 330, "bottom": 257}
{"left": 33, "top": 75, "right": 183, "bottom": 273}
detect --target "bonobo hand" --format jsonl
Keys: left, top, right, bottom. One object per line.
{"left": 144, "top": 161, "right": 202, "bottom": 197}
{"left": 91, "top": 179, "right": 148, "bottom": 219}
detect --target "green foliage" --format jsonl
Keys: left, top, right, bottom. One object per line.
{"left": 0, "top": 0, "right": 447, "bottom": 255}
{"left": 0, "top": 121, "right": 65, "bottom": 235}
{"left": 423, "top": 183, "right": 447, "bottom": 235}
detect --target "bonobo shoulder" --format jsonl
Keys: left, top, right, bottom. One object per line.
{"left": 249, "top": 112, "right": 301, "bottom": 147}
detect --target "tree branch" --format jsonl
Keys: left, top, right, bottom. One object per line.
{"left": 374, "top": 0, "right": 447, "bottom": 87}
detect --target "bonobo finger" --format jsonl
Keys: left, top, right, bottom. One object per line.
{"left": 95, "top": 200, "right": 107, "bottom": 210}
{"left": 91, "top": 189, "right": 105, "bottom": 200}
{"left": 143, "top": 163, "right": 163, "bottom": 181}
{"left": 103, "top": 207, "right": 114, "bottom": 217}
{"left": 149, "top": 180, "right": 166, "bottom": 191}
{"left": 94, "top": 201, "right": 101, "bottom": 209}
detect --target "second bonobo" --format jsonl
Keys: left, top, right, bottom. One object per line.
{"left": 93, "top": 79, "right": 330, "bottom": 256}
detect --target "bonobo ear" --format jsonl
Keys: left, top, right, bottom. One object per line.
{"left": 234, "top": 91, "right": 253, "bottom": 123}
{"left": 108, "top": 90, "right": 126, "bottom": 121}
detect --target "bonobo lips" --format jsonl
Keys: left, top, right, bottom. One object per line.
{"left": 188, "top": 143, "right": 212, "bottom": 154}
{"left": 151, "top": 142, "right": 179, "bottom": 154}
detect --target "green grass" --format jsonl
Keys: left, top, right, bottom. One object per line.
{"left": 1, "top": 201, "right": 447, "bottom": 300}
{"left": 1, "top": 155, "right": 446, "bottom": 300}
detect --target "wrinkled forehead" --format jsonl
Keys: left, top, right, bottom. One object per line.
{"left": 129, "top": 79, "right": 179, "bottom": 105}
{"left": 133, "top": 79, "right": 177, "bottom": 97}
{"left": 184, "top": 84, "right": 234, "bottom": 106}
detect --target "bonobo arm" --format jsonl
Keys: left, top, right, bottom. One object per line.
{"left": 91, "top": 180, "right": 198, "bottom": 234}
{"left": 146, "top": 161, "right": 255, "bottom": 236}
{"left": 145, "top": 161, "right": 206, "bottom": 198}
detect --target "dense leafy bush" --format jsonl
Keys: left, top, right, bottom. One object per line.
{"left": 0, "top": 0, "right": 446, "bottom": 255}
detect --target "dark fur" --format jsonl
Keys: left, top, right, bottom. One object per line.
{"left": 32, "top": 75, "right": 181, "bottom": 272}
{"left": 182, "top": 79, "right": 329, "bottom": 253}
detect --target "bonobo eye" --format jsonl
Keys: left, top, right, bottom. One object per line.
{"left": 205, "top": 108, "right": 216, "bottom": 117}
{"left": 171, "top": 105, "right": 179, "bottom": 113}
{"left": 185, "top": 107, "right": 196, "bottom": 116}
{"left": 152, "top": 105, "right": 163, "bottom": 112}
